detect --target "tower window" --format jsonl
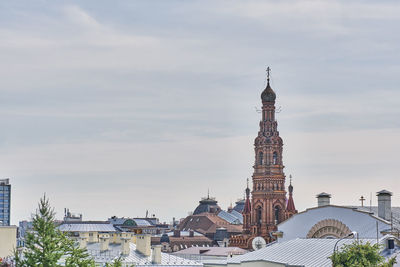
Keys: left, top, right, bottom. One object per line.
{"left": 273, "top": 152, "right": 278, "bottom": 165}
{"left": 259, "top": 152, "right": 264, "bottom": 165}
{"left": 274, "top": 206, "right": 280, "bottom": 224}
{"left": 256, "top": 206, "right": 262, "bottom": 225}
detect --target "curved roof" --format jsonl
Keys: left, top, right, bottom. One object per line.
{"left": 193, "top": 197, "right": 221, "bottom": 215}
{"left": 261, "top": 81, "right": 276, "bottom": 103}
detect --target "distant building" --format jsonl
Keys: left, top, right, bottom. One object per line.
{"left": 178, "top": 195, "right": 243, "bottom": 243}
{"left": 108, "top": 217, "right": 170, "bottom": 235}
{"left": 0, "top": 225, "right": 17, "bottom": 258}
{"left": 152, "top": 230, "right": 214, "bottom": 252}
{"left": 276, "top": 190, "right": 400, "bottom": 242}
{"left": 63, "top": 208, "right": 82, "bottom": 222}
{"left": 0, "top": 179, "right": 11, "bottom": 226}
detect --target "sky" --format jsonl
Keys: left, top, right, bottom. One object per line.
{"left": 0, "top": 0, "right": 399, "bottom": 225}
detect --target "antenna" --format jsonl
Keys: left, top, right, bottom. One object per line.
{"left": 370, "top": 192, "right": 372, "bottom": 212}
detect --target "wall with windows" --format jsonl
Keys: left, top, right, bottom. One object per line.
{"left": 0, "top": 181, "right": 11, "bottom": 226}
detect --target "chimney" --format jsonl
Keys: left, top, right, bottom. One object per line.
{"left": 136, "top": 234, "right": 151, "bottom": 256}
{"left": 173, "top": 229, "right": 181, "bottom": 237}
{"left": 377, "top": 190, "right": 392, "bottom": 221}
{"left": 121, "top": 237, "right": 131, "bottom": 256}
{"left": 189, "top": 230, "right": 194, "bottom": 237}
{"left": 152, "top": 245, "right": 162, "bottom": 264}
{"left": 316, "top": 192, "right": 331, "bottom": 207}
{"left": 99, "top": 234, "right": 110, "bottom": 252}
{"left": 79, "top": 232, "right": 89, "bottom": 249}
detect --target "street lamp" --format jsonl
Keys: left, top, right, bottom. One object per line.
{"left": 333, "top": 231, "right": 358, "bottom": 255}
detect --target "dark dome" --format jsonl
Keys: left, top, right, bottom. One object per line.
{"left": 261, "top": 81, "right": 276, "bottom": 103}
{"left": 193, "top": 197, "right": 221, "bottom": 215}
{"left": 160, "top": 233, "right": 170, "bottom": 243}
{"left": 233, "top": 199, "right": 245, "bottom": 213}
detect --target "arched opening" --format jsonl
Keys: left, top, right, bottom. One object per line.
{"left": 259, "top": 152, "right": 264, "bottom": 165}
{"left": 273, "top": 152, "right": 278, "bottom": 165}
{"left": 274, "top": 206, "right": 280, "bottom": 224}
{"left": 256, "top": 206, "right": 262, "bottom": 225}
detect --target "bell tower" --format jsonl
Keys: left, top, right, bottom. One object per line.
{"left": 229, "top": 68, "right": 297, "bottom": 249}
{"left": 250, "top": 67, "right": 287, "bottom": 239}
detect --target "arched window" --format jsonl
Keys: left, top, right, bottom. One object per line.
{"left": 274, "top": 206, "right": 280, "bottom": 224}
{"left": 256, "top": 206, "right": 262, "bottom": 225}
{"left": 259, "top": 152, "right": 264, "bottom": 165}
{"left": 273, "top": 152, "right": 278, "bottom": 165}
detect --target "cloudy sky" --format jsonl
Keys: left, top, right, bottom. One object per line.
{"left": 1, "top": 0, "right": 399, "bottom": 224}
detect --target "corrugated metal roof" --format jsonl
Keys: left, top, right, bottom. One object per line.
{"left": 58, "top": 223, "right": 116, "bottom": 232}
{"left": 86, "top": 242, "right": 202, "bottom": 266}
{"left": 227, "top": 238, "right": 379, "bottom": 267}
{"left": 229, "top": 210, "right": 243, "bottom": 224}
{"left": 134, "top": 219, "right": 153, "bottom": 227}
{"left": 217, "top": 211, "right": 241, "bottom": 225}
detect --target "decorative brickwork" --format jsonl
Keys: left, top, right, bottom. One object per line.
{"left": 230, "top": 71, "right": 297, "bottom": 249}
{"left": 307, "top": 219, "right": 352, "bottom": 238}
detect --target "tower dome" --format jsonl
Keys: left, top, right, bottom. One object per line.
{"left": 261, "top": 67, "right": 276, "bottom": 103}
{"left": 193, "top": 195, "right": 221, "bottom": 215}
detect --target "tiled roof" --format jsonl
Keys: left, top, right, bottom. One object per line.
{"left": 58, "top": 223, "right": 116, "bottom": 232}
{"left": 179, "top": 214, "right": 242, "bottom": 235}
{"left": 227, "top": 238, "right": 380, "bottom": 267}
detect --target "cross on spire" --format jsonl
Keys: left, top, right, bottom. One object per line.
{"left": 289, "top": 174, "right": 292, "bottom": 185}
{"left": 360, "top": 196, "right": 366, "bottom": 207}
{"left": 266, "top": 67, "right": 271, "bottom": 83}
{"left": 247, "top": 178, "right": 249, "bottom": 189}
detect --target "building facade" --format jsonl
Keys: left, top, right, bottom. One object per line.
{"left": 0, "top": 179, "right": 11, "bottom": 226}
{"left": 230, "top": 70, "right": 297, "bottom": 249}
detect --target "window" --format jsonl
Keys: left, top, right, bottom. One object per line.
{"left": 273, "top": 152, "right": 278, "bottom": 165}
{"left": 259, "top": 152, "right": 264, "bottom": 165}
{"left": 256, "top": 206, "right": 262, "bottom": 225}
{"left": 274, "top": 206, "right": 280, "bottom": 224}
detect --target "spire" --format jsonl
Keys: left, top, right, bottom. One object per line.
{"left": 266, "top": 66, "right": 271, "bottom": 85}
{"left": 243, "top": 178, "right": 251, "bottom": 214}
{"left": 286, "top": 175, "right": 296, "bottom": 212}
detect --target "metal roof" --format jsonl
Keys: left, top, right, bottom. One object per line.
{"left": 349, "top": 206, "right": 400, "bottom": 229}
{"left": 86, "top": 242, "right": 202, "bottom": 266}
{"left": 229, "top": 210, "right": 243, "bottom": 224}
{"left": 277, "top": 205, "right": 391, "bottom": 242}
{"left": 58, "top": 223, "right": 116, "bottom": 232}
{"left": 227, "top": 238, "right": 380, "bottom": 267}
{"left": 217, "top": 211, "right": 241, "bottom": 225}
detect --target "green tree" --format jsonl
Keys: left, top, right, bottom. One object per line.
{"left": 330, "top": 241, "right": 397, "bottom": 267}
{"left": 15, "top": 195, "right": 95, "bottom": 267}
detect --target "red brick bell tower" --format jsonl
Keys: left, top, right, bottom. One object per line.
{"left": 230, "top": 68, "right": 297, "bottom": 249}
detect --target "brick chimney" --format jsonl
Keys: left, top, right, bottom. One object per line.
{"left": 173, "top": 229, "right": 181, "bottom": 237}
{"left": 316, "top": 192, "right": 331, "bottom": 207}
{"left": 377, "top": 190, "right": 392, "bottom": 221}
{"left": 136, "top": 234, "right": 151, "bottom": 256}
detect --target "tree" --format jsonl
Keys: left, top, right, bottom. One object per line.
{"left": 330, "top": 241, "right": 397, "bottom": 267}
{"left": 15, "top": 195, "right": 95, "bottom": 267}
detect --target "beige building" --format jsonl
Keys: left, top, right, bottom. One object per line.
{"left": 0, "top": 226, "right": 17, "bottom": 258}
